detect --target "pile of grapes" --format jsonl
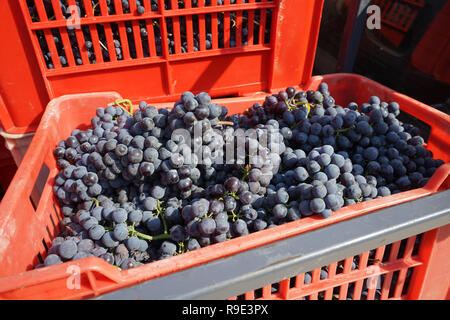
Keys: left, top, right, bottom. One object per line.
{"left": 37, "top": 82, "right": 445, "bottom": 270}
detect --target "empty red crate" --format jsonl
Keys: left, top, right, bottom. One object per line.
{"left": 411, "top": 0, "right": 450, "bottom": 84}
{"left": 0, "top": 73, "right": 448, "bottom": 300}
{"left": 0, "top": 0, "right": 323, "bottom": 134}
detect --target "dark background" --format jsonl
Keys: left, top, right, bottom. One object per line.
{"left": 312, "top": 0, "right": 450, "bottom": 114}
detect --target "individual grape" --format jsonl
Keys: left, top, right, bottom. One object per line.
{"left": 169, "top": 153, "right": 184, "bottom": 168}
{"left": 138, "top": 239, "right": 149, "bottom": 252}
{"left": 113, "top": 223, "right": 129, "bottom": 241}
{"left": 159, "top": 241, "right": 177, "bottom": 256}
{"left": 223, "top": 196, "right": 237, "bottom": 212}
{"left": 170, "top": 224, "right": 188, "bottom": 242}
{"left": 319, "top": 208, "right": 332, "bottom": 218}
{"left": 120, "top": 258, "right": 138, "bottom": 270}
{"left": 232, "top": 219, "right": 249, "bottom": 236}
{"left": 58, "top": 240, "right": 78, "bottom": 260}
{"left": 100, "top": 253, "right": 115, "bottom": 265}
{"left": 224, "top": 177, "right": 240, "bottom": 193}
{"left": 324, "top": 180, "right": 338, "bottom": 194}
{"left": 91, "top": 247, "right": 107, "bottom": 257}
{"left": 293, "top": 166, "right": 308, "bottom": 182}
{"left": 311, "top": 183, "right": 327, "bottom": 198}
{"left": 303, "top": 272, "right": 312, "bottom": 284}
{"left": 77, "top": 239, "right": 94, "bottom": 253}
{"left": 191, "top": 199, "right": 209, "bottom": 217}
{"left": 145, "top": 216, "right": 162, "bottom": 233}
{"left": 317, "top": 153, "right": 331, "bottom": 167}
{"left": 139, "top": 162, "right": 155, "bottom": 176}
{"left": 211, "top": 232, "right": 227, "bottom": 244}
{"left": 128, "top": 210, "right": 142, "bottom": 224}
{"left": 331, "top": 153, "right": 345, "bottom": 168}
{"left": 323, "top": 163, "right": 340, "bottom": 180}
{"left": 112, "top": 208, "right": 128, "bottom": 224}
{"left": 249, "top": 218, "right": 266, "bottom": 231}
{"left": 178, "top": 178, "right": 193, "bottom": 192}
{"left": 88, "top": 224, "right": 105, "bottom": 241}
{"left": 151, "top": 185, "right": 166, "bottom": 199}
{"left": 272, "top": 204, "right": 287, "bottom": 219}
{"left": 143, "top": 197, "right": 158, "bottom": 211}
{"left": 74, "top": 210, "right": 90, "bottom": 224}
{"left": 242, "top": 206, "right": 257, "bottom": 220}
{"left": 396, "top": 176, "right": 411, "bottom": 191}
{"left": 195, "top": 105, "right": 210, "bottom": 120}
{"left": 101, "top": 231, "right": 119, "bottom": 248}
{"left": 307, "top": 160, "right": 321, "bottom": 174}
{"left": 44, "top": 254, "right": 63, "bottom": 266}
{"left": 72, "top": 251, "right": 93, "bottom": 261}
{"left": 164, "top": 206, "right": 182, "bottom": 224}
{"left": 198, "top": 217, "right": 216, "bottom": 236}
{"left": 363, "top": 147, "right": 379, "bottom": 161}
{"left": 324, "top": 194, "right": 341, "bottom": 211}
{"left": 346, "top": 184, "right": 362, "bottom": 199}
{"left": 313, "top": 172, "right": 328, "bottom": 184}
{"left": 209, "top": 199, "right": 225, "bottom": 215}
{"left": 341, "top": 159, "right": 353, "bottom": 173}
{"left": 310, "top": 198, "right": 326, "bottom": 214}
{"left": 128, "top": 148, "right": 143, "bottom": 163}
{"left": 81, "top": 217, "right": 98, "bottom": 230}
{"left": 185, "top": 238, "right": 201, "bottom": 251}
{"left": 195, "top": 92, "right": 211, "bottom": 106}
{"left": 248, "top": 168, "right": 262, "bottom": 182}
{"left": 236, "top": 191, "right": 251, "bottom": 205}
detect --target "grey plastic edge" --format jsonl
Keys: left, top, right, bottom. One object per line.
{"left": 94, "top": 189, "right": 450, "bottom": 300}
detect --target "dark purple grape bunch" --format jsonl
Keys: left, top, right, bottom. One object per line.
{"left": 170, "top": 91, "right": 227, "bottom": 129}
{"left": 44, "top": 81, "right": 446, "bottom": 272}
{"left": 270, "top": 145, "right": 345, "bottom": 219}
{"left": 250, "top": 82, "right": 445, "bottom": 196}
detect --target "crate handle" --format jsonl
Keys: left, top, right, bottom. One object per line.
{"left": 424, "top": 163, "right": 450, "bottom": 192}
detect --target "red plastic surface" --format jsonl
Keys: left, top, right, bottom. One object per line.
{"left": 375, "top": 0, "right": 422, "bottom": 47}
{"left": 0, "top": 73, "right": 448, "bottom": 300}
{"left": 0, "top": 0, "right": 323, "bottom": 134}
{"left": 411, "top": 0, "right": 450, "bottom": 84}
{"left": 229, "top": 230, "right": 449, "bottom": 300}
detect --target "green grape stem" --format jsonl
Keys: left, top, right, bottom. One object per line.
{"left": 155, "top": 200, "right": 169, "bottom": 235}
{"left": 125, "top": 200, "right": 171, "bottom": 241}
{"left": 127, "top": 224, "right": 170, "bottom": 241}
{"left": 241, "top": 164, "right": 252, "bottom": 181}
{"left": 334, "top": 125, "right": 356, "bottom": 138}
{"left": 226, "top": 191, "right": 240, "bottom": 200}
{"left": 176, "top": 241, "right": 186, "bottom": 255}
{"left": 228, "top": 210, "right": 242, "bottom": 222}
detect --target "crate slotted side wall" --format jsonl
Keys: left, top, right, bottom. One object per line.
{"left": 1, "top": 0, "right": 322, "bottom": 134}
{"left": 230, "top": 234, "right": 425, "bottom": 300}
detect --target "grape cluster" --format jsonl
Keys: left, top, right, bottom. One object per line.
{"left": 38, "top": 81, "right": 445, "bottom": 271}
{"left": 243, "top": 83, "right": 445, "bottom": 197}
{"left": 27, "top": 0, "right": 272, "bottom": 69}
{"left": 40, "top": 88, "right": 286, "bottom": 269}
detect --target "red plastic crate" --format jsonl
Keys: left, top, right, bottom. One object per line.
{"left": 411, "top": 0, "right": 450, "bottom": 84}
{"left": 0, "top": 0, "right": 323, "bottom": 134}
{"left": 228, "top": 226, "right": 450, "bottom": 300}
{"left": 362, "top": 0, "right": 425, "bottom": 48}
{"left": 0, "top": 73, "right": 449, "bottom": 300}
